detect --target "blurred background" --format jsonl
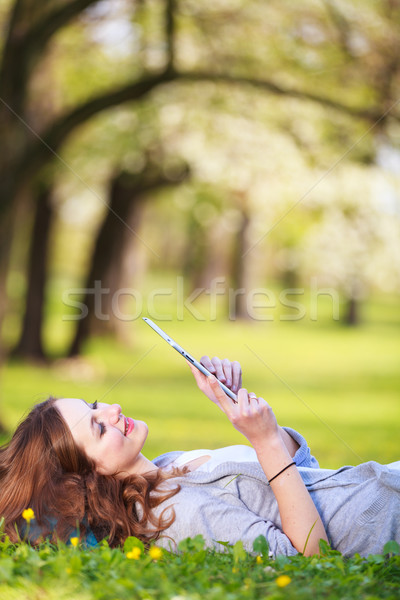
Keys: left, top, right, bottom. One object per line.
{"left": 0, "top": 0, "right": 399, "bottom": 467}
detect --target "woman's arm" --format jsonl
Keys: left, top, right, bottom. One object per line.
{"left": 189, "top": 365, "right": 328, "bottom": 556}
{"left": 191, "top": 357, "right": 300, "bottom": 458}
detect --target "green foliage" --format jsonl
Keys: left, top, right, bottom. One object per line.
{"left": 253, "top": 535, "right": 270, "bottom": 557}
{"left": 123, "top": 535, "right": 145, "bottom": 554}
{"left": 0, "top": 534, "right": 399, "bottom": 600}
{"left": 383, "top": 541, "right": 400, "bottom": 558}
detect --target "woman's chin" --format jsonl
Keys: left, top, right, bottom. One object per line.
{"left": 142, "top": 422, "right": 149, "bottom": 444}
{"left": 136, "top": 420, "right": 148, "bottom": 434}
{"left": 129, "top": 420, "right": 149, "bottom": 448}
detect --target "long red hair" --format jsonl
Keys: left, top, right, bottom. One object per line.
{"left": 0, "top": 397, "right": 180, "bottom": 546}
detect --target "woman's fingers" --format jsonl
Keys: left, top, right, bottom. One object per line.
{"left": 200, "top": 355, "right": 227, "bottom": 384}
{"left": 207, "top": 375, "right": 235, "bottom": 412}
{"left": 188, "top": 362, "right": 234, "bottom": 410}
{"left": 222, "top": 358, "right": 233, "bottom": 388}
{"left": 200, "top": 355, "right": 215, "bottom": 374}
{"left": 187, "top": 361, "right": 208, "bottom": 390}
{"left": 200, "top": 356, "right": 242, "bottom": 391}
{"left": 204, "top": 378, "right": 277, "bottom": 447}
{"left": 211, "top": 357, "right": 226, "bottom": 383}
{"left": 201, "top": 355, "right": 227, "bottom": 382}
{"left": 231, "top": 361, "right": 242, "bottom": 392}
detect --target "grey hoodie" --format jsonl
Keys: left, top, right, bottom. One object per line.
{"left": 152, "top": 428, "right": 400, "bottom": 557}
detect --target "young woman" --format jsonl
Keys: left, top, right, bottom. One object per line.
{"left": 0, "top": 357, "right": 398, "bottom": 557}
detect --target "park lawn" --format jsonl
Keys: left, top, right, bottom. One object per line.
{"left": 0, "top": 535, "right": 399, "bottom": 600}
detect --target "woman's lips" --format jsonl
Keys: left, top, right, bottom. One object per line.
{"left": 125, "top": 417, "right": 135, "bottom": 436}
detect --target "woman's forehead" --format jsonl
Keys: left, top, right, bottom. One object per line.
{"left": 55, "top": 398, "right": 92, "bottom": 434}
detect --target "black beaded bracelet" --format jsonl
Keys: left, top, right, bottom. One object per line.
{"left": 268, "top": 461, "right": 296, "bottom": 484}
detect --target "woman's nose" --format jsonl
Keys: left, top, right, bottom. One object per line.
{"left": 99, "top": 403, "right": 121, "bottom": 424}
{"left": 109, "top": 403, "right": 122, "bottom": 424}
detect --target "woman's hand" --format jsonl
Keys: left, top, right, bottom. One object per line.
{"left": 188, "top": 356, "right": 242, "bottom": 409}
{"left": 189, "top": 359, "right": 300, "bottom": 457}
{"left": 207, "top": 375, "right": 280, "bottom": 449}
{"left": 188, "top": 360, "right": 278, "bottom": 448}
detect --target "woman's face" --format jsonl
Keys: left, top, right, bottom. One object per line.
{"left": 56, "top": 398, "right": 151, "bottom": 476}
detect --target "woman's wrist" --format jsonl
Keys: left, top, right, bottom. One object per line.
{"left": 268, "top": 461, "right": 296, "bottom": 484}
{"left": 252, "top": 431, "right": 285, "bottom": 455}
{"left": 252, "top": 433, "right": 293, "bottom": 479}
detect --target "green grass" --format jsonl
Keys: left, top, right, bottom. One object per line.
{"left": 0, "top": 535, "right": 399, "bottom": 600}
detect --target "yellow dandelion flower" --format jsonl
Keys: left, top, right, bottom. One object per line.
{"left": 126, "top": 547, "right": 141, "bottom": 560}
{"left": 70, "top": 537, "right": 79, "bottom": 548}
{"left": 22, "top": 508, "right": 35, "bottom": 523}
{"left": 256, "top": 555, "right": 263, "bottom": 564}
{"left": 276, "top": 575, "right": 291, "bottom": 588}
{"left": 66, "top": 568, "right": 72, "bottom": 575}
{"left": 149, "top": 546, "right": 163, "bottom": 560}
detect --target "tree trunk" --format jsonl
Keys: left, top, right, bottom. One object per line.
{"left": 182, "top": 218, "right": 213, "bottom": 290}
{"left": 67, "top": 173, "right": 137, "bottom": 357}
{"left": 11, "top": 184, "right": 53, "bottom": 360}
{"left": 95, "top": 201, "right": 145, "bottom": 341}
{"left": 230, "top": 197, "right": 251, "bottom": 320}
{"left": 0, "top": 207, "right": 16, "bottom": 357}
{"left": 0, "top": 190, "right": 31, "bottom": 434}
{"left": 345, "top": 296, "right": 359, "bottom": 326}
{"left": 68, "top": 162, "right": 189, "bottom": 356}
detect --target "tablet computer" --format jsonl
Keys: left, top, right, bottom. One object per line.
{"left": 142, "top": 317, "right": 238, "bottom": 402}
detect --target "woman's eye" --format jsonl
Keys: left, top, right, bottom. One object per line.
{"left": 99, "top": 422, "right": 106, "bottom": 437}
{"left": 92, "top": 401, "right": 98, "bottom": 410}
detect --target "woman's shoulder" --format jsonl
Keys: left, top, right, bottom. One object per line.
{"left": 152, "top": 451, "right": 185, "bottom": 468}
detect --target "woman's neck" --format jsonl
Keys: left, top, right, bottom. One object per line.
{"left": 128, "top": 453, "right": 158, "bottom": 476}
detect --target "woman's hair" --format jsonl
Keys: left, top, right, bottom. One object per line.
{"left": 0, "top": 397, "right": 180, "bottom": 547}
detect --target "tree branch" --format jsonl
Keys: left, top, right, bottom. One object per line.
{"left": 320, "top": 0, "right": 354, "bottom": 57}
{"left": 0, "top": 0, "right": 99, "bottom": 109}
{"left": 178, "top": 70, "right": 397, "bottom": 123}
{"left": 19, "top": 70, "right": 177, "bottom": 177}
{"left": 14, "top": 67, "right": 400, "bottom": 207}
{"left": 165, "top": 0, "right": 176, "bottom": 72}
{"left": 0, "top": 0, "right": 30, "bottom": 105}
{"left": 23, "top": 0, "right": 99, "bottom": 64}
